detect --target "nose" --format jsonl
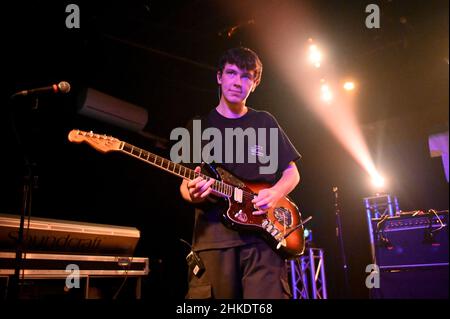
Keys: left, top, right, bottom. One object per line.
{"left": 233, "top": 76, "right": 242, "bottom": 87}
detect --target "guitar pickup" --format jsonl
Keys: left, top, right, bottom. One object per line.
{"left": 233, "top": 188, "right": 243, "bottom": 203}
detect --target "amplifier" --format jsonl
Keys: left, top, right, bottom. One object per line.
{"left": 368, "top": 210, "right": 449, "bottom": 298}
{"left": 370, "top": 210, "right": 449, "bottom": 269}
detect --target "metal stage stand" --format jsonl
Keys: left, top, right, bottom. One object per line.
{"left": 289, "top": 248, "right": 327, "bottom": 299}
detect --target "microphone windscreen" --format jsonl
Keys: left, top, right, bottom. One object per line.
{"left": 58, "top": 81, "right": 71, "bottom": 94}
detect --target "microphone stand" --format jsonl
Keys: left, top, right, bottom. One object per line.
{"left": 333, "top": 186, "right": 350, "bottom": 298}
{"left": 7, "top": 94, "right": 39, "bottom": 299}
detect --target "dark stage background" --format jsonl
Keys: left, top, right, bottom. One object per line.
{"left": 2, "top": 0, "right": 448, "bottom": 299}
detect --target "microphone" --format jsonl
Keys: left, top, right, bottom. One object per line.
{"left": 12, "top": 81, "right": 71, "bottom": 98}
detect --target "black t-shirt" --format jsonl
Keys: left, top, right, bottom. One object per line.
{"left": 183, "top": 107, "right": 301, "bottom": 251}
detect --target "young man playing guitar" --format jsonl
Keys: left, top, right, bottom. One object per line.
{"left": 179, "top": 47, "right": 301, "bottom": 299}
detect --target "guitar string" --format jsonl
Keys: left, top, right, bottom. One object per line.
{"left": 123, "top": 143, "right": 257, "bottom": 200}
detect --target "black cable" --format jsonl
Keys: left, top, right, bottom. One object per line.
{"left": 112, "top": 257, "right": 133, "bottom": 300}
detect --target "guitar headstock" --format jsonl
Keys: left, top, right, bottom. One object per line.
{"left": 68, "top": 129, "right": 121, "bottom": 153}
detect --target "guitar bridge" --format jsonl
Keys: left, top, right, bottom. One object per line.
{"left": 262, "top": 219, "right": 283, "bottom": 242}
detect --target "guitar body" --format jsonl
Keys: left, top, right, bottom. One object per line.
{"left": 213, "top": 166, "right": 305, "bottom": 259}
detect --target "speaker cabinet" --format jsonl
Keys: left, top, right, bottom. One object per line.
{"left": 368, "top": 211, "right": 449, "bottom": 298}
{"left": 371, "top": 266, "right": 449, "bottom": 299}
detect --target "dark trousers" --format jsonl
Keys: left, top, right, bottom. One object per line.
{"left": 186, "top": 242, "right": 291, "bottom": 299}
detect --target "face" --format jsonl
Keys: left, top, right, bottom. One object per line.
{"left": 217, "top": 63, "right": 258, "bottom": 105}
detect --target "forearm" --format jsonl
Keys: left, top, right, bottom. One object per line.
{"left": 270, "top": 162, "right": 300, "bottom": 197}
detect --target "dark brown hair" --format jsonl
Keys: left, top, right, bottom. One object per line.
{"left": 218, "top": 47, "right": 263, "bottom": 85}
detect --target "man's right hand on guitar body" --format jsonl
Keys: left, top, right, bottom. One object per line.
{"left": 180, "top": 166, "right": 215, "bottom": 203}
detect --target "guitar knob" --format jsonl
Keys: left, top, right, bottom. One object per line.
{"left": 270, "top": 228, "right": 279, "bottom": 237}
{"left": 234, "top": 210, "right": 248, "bottom": 222}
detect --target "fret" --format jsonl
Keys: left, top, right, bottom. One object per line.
{"left": 123, "top": 143, "right": 132, "bottom": 153}
{"left": 119, "top": 142, "right": 236, "bottom": 198}
{"left": 214, "top": 181, "right": 220, "bottom": 191}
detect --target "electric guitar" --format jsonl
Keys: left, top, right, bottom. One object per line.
{"left": 68, "top": 129, "right": 306, "bottom": 258}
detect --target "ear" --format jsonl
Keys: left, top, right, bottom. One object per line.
{"left": 217, "top": 71, "right": 222, "bottom": 85}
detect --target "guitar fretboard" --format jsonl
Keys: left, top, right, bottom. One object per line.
{"left": 120, "top": 142, "right": 234, "bottom": 198}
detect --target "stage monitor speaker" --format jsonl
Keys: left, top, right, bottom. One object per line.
{"left": 77, "top": 88, "right": 148, "bottom": 133}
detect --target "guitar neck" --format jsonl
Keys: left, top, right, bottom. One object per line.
{"left": 119, "top": 142, "right": 233, "bottom": 198}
